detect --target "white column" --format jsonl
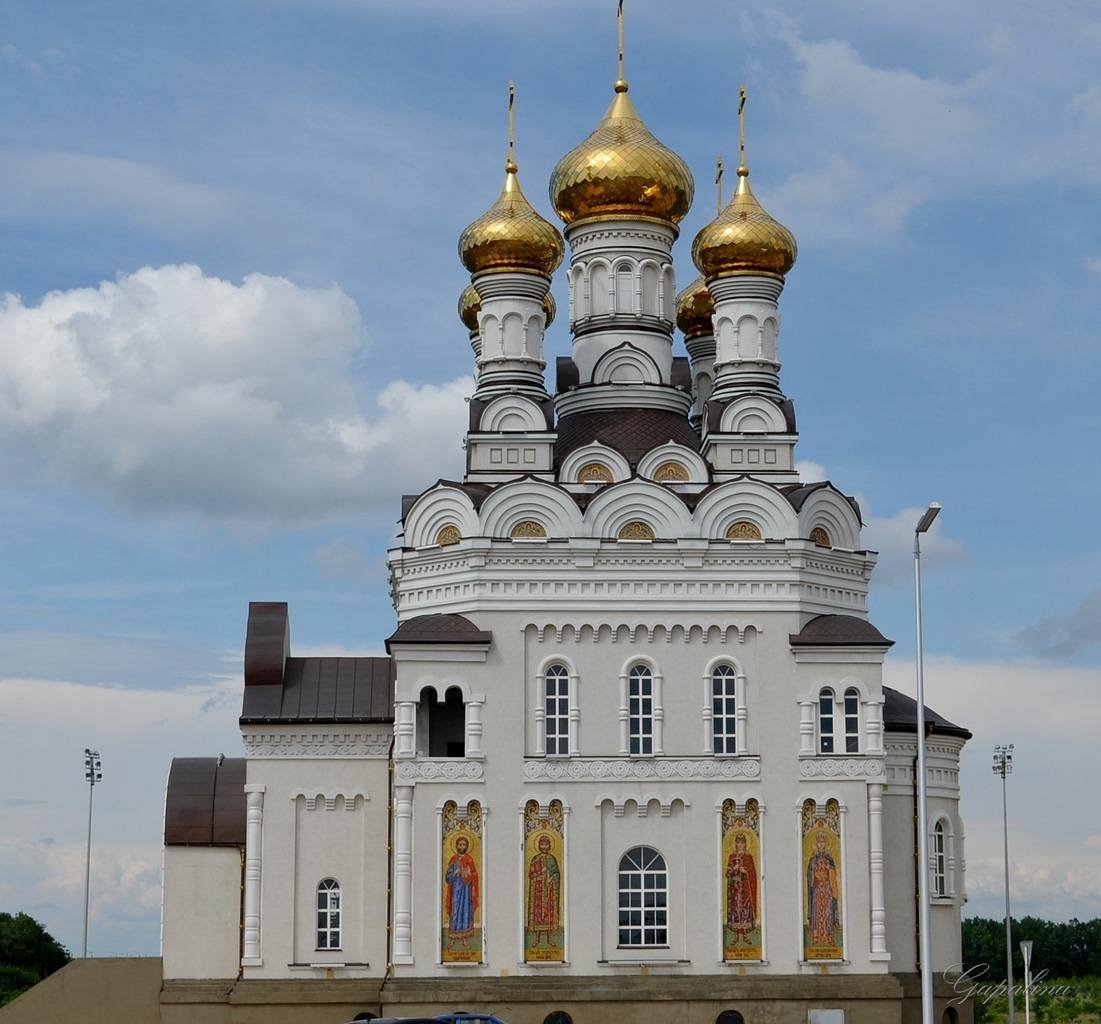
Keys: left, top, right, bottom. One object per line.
{"left": 868, "top": 783, "right": 890, "bottom": 960}
{"left": 865, "top": 697, "right": 885, "bottom": 755}
{"left": 653, "top": 670, "right": 665, "bottom": 755}
{"left": 735, "top": 671, "right": 749, "bottom": 756}
{"left": 242, "top": 784, "right": 265, "bottom": 966}
{"left": 465, "top": 695, "right": 485, "bottom": 760}
{"left": 395, "top": 701, "right": 416, "bottom": 758}
{"left": 534, "top": 669, "right": 547, "bottom": 756}
{"left": 798, "top": 699, "right": 816, "bottom": 755}
{"left": 392, "top": 784, "right": 415, "bottom": 964}
{"left": 568, "top": 668, "right": 580, "bottom": 756}
{"left": 701, "top": 670, "right": 712, "bottom": 754}
{"left": 618, "top": 671, "right": 629, "bottom": 755}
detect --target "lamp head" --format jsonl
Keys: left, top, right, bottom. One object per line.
{"left": 915, "top": 502, "right": 942, "bottom": 534}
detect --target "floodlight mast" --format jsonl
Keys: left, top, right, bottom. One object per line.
{"left": 82, "top": 748, "right": 102, "bottom": 958}
{"left": 994, "top": 744, "right": 1016, "bottom": 1024}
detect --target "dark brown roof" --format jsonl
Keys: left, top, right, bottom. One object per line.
{"left": 555, "top": 407, "right": 700, "bottom": 467}
{"left": 671, "top": 357, "right": 692, "bottom": 391}
{"left": 883, "top": 686, "right": 972, "bottom": 740}
{"left": 164, "top": 756, "right": 246, "bottom": 847}
{"left": 240, "top": 656, "right": 394, "bottom": 723}
{"left": 244, "top": 602, "right": 289, "bottom": 687}
{"left": 386, "top": 613, "right": 492, "bottom": 652}
{"left": 790, "top": 614, "right": 894, "bottom": 647}
{"left": 781, "top": 481, "right": 863, "bottom": 523}
{"left": 401, "top": 480, "right": 493, "bottom": 521}
{"left": 706, "top": 393, "right": 798, "bottom": 434}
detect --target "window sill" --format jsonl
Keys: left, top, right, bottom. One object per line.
{"left": 600, "top": 957, "right": 689, "bottom": 966}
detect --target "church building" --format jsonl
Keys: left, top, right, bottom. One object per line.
{"left": 160, "top": 29, "right": 971, "bottom": 1024}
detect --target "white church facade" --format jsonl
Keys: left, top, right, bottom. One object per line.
{"left": 160, "top": 36, "right": 971, "bottom": 1024}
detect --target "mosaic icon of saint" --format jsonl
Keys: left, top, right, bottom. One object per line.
{"left": 526, "top": 833, "right": 561, "bottom": 947}
{"left": 725, "top": 832, "right": 757, "bottom": 944}
{"left": 807, "top": 830, "right": 840, "bottom": 946}
{"left": 445, "top": 835, "right": 479, "bottom": 947}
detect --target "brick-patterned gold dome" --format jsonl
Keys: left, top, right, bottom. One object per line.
{"left": 550, "top": 84, "right": 694, "bottom": 227}
{"left": 675, "top": 275, "right": 714, "bottom": 338}
{"left": 458, "top": 283, "right": 556, "bottom": 333}
{"left": 691, "top": 168, "right": 797, "bottom": 279}
{"left": 459, "top": 163, "right": 564, "bottom": 277}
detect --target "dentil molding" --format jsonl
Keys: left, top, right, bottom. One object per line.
{"left": 242, "top": 730, "right": 391, "bottom": 759}
{"left": 524, "top": 757, "right": 761, "bottom": 782}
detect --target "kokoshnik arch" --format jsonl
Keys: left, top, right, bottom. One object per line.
{"left": 160, "top": 14, "right": 972, "bottom": 1024}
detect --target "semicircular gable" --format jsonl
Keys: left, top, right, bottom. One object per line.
{"left": 403, "top": 485, "right": 480, "bottom": 549}
{"left": 479, "top": 479, "right": 586, "bottom": 539}
{"left": 797, "top": 487, "right": 862, "bottom": 550}
{"left": 479, "top": 394, "right": 546, "bottom": 433}
{"left": 585, "top": 479, "right": 695, "bottom": 539}
{"left": 636, "top": 442, "right": 710, "bottom": 484}
{"left": 592, "top": 344, "right": 662, "bottom": 385}
{"left": 558, "top": 442, "right": 632, "bottom": 484}
{"left": 719, "top": 395, "right": 789, "bottom": 434}
{"left": 694, "top": 479, "right": 797, "bottom": 540}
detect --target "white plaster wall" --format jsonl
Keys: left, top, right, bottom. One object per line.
{"left": 162, "top": 846, "right": 241, "bottom": 979}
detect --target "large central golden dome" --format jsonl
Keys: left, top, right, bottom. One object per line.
{"left": 550, "top": 83, "right": 694, "bottom": 227}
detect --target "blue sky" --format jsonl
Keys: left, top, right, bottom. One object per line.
{"left": 1, "top": 0, "right": 1098, "bottom": 956}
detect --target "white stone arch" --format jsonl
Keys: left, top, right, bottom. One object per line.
{"left": 736, "top": 314, "right": 759, "bottom": 359}
{"left": 931, "top": 813, "right": 958, "bottom": 898}
{"left": 661, "top": 265, "right": 676, "bottom": 320}
{"left": 612, "top": 258, "right": 637, "bottom": 315}
{"left": 715, "top": 315, "right": 736, "bottom": 357}
{"left": 637, "top": 442, "right": 710, "bottom": 484}
{"left": 479, "top": 394, "right": 545, "bottom": 433}
{"left": 479, "top": 312, "right": 502, "bottom": 360}
{"left": 761, "top": 315, "right": 779, "bottom": 361}
{"left": 639, "top": 259, "right": 661, "bottom": 317}
{"left": 592, "top": 343, "right": 661, "bottom": 385}
{"left": 585, "top": 479, "right": 696, "bottom": 539}
{"left": 558, "top": 442, "right": 632, "bottom": 484}
{"left": 693, "top": 479, "right": 797, "bottom": 540}
{"left": 720, "top": 395, "right": 788, "bottom": 434}
{"left": 588, "top": 258, "right": 611, "bottom": 317}
{"left": 502, "top": 311, "right": 524, "bottom": 358}
{"left": 798, "top": 488, "right": 862, "bottom": 550}
{"left": 570, "top": 262, "right": 586, "bottom": 321}
{"left": 403, "top": 485, "right": 480, "bottom": 549}
{"left": 433, "top": 793, "right": 486, "bottom": 812}
{"left": 479, "top": 479, "right": 585, "bottom": 539}
{"left": 406, "top": 675, "right": 475, "bottom": 704}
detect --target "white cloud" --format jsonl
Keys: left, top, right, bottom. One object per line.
{"left": 795, "top": 459, "right": 827, "bottom": 482}
{"left": 0, "top": 43, "right": 43, "bottom": 77}
{"left": 1086, "top": 257, "right": 1101, "bottom": 278}
{"left": 1017, "top": 584, "right": 1101, "bottom": 657}
{"left": 0, "top": 265, "right": 471, "bottom": 524}
{"left": 863, "top": 505, "right": 966, "bottom": 583}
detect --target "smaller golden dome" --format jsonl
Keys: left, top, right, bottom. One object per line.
{"left": 550, "top": 84, "right": 694, "bottom": 227}
{"left": 458, "top": 284, "right": 481, "bottom": 332}
{"left": 675, "top": 275, "right": 715, "bottom": 338}
{"left": 457, "top": 282, "right": 556, "bottom": 332}
{"left": 459, "top": 162, "right": 564, "bottom": 278}
{"left": 691, "top": 167, "right": 797, "bottom": 280}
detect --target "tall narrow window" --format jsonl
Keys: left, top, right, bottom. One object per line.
{"left": 628, "top": 664, "right": 654, "bottom": 755}
{"left": 316, "top": 878, "right": 341, "bottom": 949}
{"left": 617, "top": 846, "right": 667, "bottom": 947}
{"left": 818, "top": 688, "right": 835, "bottom": 753}
{"left": 615, "top": 264, "right": 633, "bottom": 315}
{"left": 711, "top": 664, "right": 738, "bottom": 754}
{"left": 844, "top": 687, "right": 860, "bottom": 754}
{"left": 544, "top": 664, "right": 570, "bottom": 756}
{"left": 933, "top": 822, "right": 947, "bottom": 897}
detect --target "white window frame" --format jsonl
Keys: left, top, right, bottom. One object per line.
{"left": 316, "top": 877, "right": 342, "bottom": 950}
{"left": 817, "top": 687, "right": 836, "bottom": 754}
{"left": 617, "top": 846, "right": 668, "bottom": 948}
{"left": 843, "top": 686, "right": 861, "bottom": 754}
{"left": 930, "top": 816, "right": 957, "bottom": 900}
{"left": 622, "top": 661, "right": 662, "bottom": 756}
{"left": 535, "top": 658, "right": 579, "bottom": 756}
{"left": 711, "top": 664, "right": 738, "bottom": 755}
{"left": 543, "top": 663, "right": 570, "bottom": 756}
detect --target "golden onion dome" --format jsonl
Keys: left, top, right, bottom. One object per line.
{"left": 550, "top": 82, "right": 694, "bottom": 227}
{"left": 457, "top": 282, "right": 556, "bottom": 333}
{"left": 675, "top": 275, "right": 715, "bottom": 338}
{"left": 459, "top": 161, "right": 564, "bottom": 278}
{"left": 692, "top": 166, "right": 797, "bottom": 279}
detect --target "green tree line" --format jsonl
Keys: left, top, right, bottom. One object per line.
{"left": 963, "top": 917, "right": 1101, "bottom": 981}
{"left": 0, "top": 912, "right": 71, "bottom": 1006}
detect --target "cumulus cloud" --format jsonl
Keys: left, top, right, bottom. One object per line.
{"left": 1016, "top": 584, "right": 1101, "bottom": 657}
{"left": 0, "top": 265, "right": 471, "bottom": 524}
{"left": 795, "top": 459, "right": 828, "bottom": 482}
{"left": 863, "top": 505, "right": 966, "bottom": 583}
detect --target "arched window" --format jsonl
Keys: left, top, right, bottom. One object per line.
{"left": 544, "top": 664, "right": 570, "bottom": 756}
{"left": 618, "top": 846, "right": 667, "bottom": 947}
{"left": 711, "top": 664, "right": 737, "bottom": 754}
{"left": 818, "top": 688, "right": 835, "bottom": 754}
{"left": 316, "top": 878, "right": 341, "bottom": 949}
{"left": 942, "top": 1007, "right": 960, "bottom": 1024}
{"left": 844, "top": 687, "right": 860, "bottom": 753}
{"left": 544, "top": 1013, "right": 573, "bottom": 1024}
{"left": 716, "top": 1012, "right": 746, "bottom": 1024}
{"left": 417, "top": 685, "right": 465, "bottom": 758}
{"left": 615, "top": 264, "right": 634, "bottom": 315}
{"left": 933, "top": 821, "right": 947, "bottom": 897}
{"left": 628, "top": 664, "right": 654, "bottom": 755}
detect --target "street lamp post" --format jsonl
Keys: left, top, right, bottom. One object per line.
{"left": 994, "top": 744, "right": 1016, "bottom": 1024}
{"left": 914, "top": 501, "right": 942, "bottom": 1024}
{"left": 1020, "top": 939, "right": 1033, "bottom": 1024}
{"left": 81, "top": 748, "right": 102, "bottom": 958}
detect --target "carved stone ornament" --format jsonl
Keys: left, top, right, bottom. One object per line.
{"left": 577, "top": 462, "right": 613, "bottom": 483}
{"left": 617, "top": 520, "right": 656, "bottom": 541}
{"left": 243, "top": 731, "right": 392, "bottom": 759}
{"left": 798, "top": 757, "right": 885, "bottom": 779}
{"left": 653, "top": 461, "right": 690, "bottom": 482}
{"left": 726, "top": 520, "right": 763, "bottom": 541}
{"left": 810, "top": 526, "right": 832, "bottom": 549}
{"left": 523, "top": 757, "right": 761, "bottom": 782}
{"left": 395, "top": 760, "right": 485, "bottom": 783}
{"left": 510, "top": 519, "right": 548, "bottom": 539}
{"left": 436, "top": 524, "right": 462, "bottom": 546}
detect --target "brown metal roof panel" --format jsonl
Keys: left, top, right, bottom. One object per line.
{"left": 240, "top": 682, "right": 283, "bottom": 720}
{"left": 211, "top": 759, "right": 246, "bottom": 845}
{"left": 375, "top": 659, "right": 396, "bottom": 718}
{"left": 165, "top": 758, "right": 215, "bottom": 845}
{"left": 280, "top": 656, "right": 308, "bottom": 719}
{"left": 315, "top": 658, "right": 339, "bottom": 719}
{"left": 334, "top": 658, "right": 357, "bottom": 718}
{"left": 243, "top": 602, "right": 288, "bottom": 687}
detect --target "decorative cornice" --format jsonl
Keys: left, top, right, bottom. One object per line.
{"left": 242, "top": 729, "right": 391, "bottom": 759}
{"left": 523, "top": 757, "right": 760, "bottom": 782}
{"left": 798, "top": 757, "right": 885, "bottom": 779}
{"left": 395, "top": 760, "right": 485, "bottom": 783}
